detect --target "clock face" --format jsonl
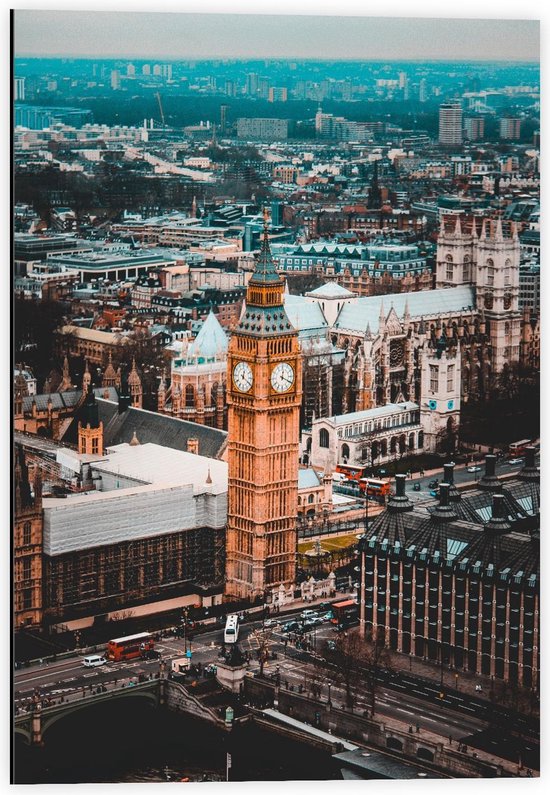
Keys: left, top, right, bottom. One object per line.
{"left": 271, "top": 362, "right": 295, "bottom": 393}
{"left": 233, "top": 361, "right": 253, "bottom": 392}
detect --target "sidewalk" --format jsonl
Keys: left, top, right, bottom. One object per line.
{"left": 377, "top": 709, "right": 534, "bottom": 777}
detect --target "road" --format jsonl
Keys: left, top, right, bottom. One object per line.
{"left": 14, "top": 617, "right": 537, "bottom": 748}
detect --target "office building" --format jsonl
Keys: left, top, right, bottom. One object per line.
{"left": 438, "top": 103, "right": 463, "bottom": 146}
{"left": 500, "top": 117, "right": 521, "bottom": 140}
{"left": 464, "top": 116, "right": 485, "bottom": 141}
{"left": 236, "top": 117, "right": 288, "bottom": 141}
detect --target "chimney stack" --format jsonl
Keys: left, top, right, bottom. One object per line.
{"left": 187, "top": 437, "right": 199, "bottom": 455}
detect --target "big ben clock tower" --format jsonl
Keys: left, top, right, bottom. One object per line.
{"left": 225, "top": 209, "right": 302, "bottom": 600}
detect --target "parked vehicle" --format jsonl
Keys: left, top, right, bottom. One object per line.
{"left": 508, "top": 458, "right": 523, "bottom": 466}
{"left": 300, "top": 609, "right": 318, "bottom": 620}
{"left": 467, "top": 466, "right": 482, "bottom": 473}
{"left": 413, "top": 483, "right": 421, "bottom": 491}
{"left": 428, "top": 479, "right": 439, "bottom": 488}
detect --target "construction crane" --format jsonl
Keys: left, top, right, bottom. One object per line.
{"left": 155, "top": 92, "right": 166, "bottom": 127}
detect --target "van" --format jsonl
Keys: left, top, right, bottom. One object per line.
{"left": 300, "top": 609, "right": 317, "bottom": 621}
{"left": 83, "top": 654, "right": 106, "bottom": 668}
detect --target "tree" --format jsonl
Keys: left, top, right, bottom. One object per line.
{"left": 362, "top": 625, "right": 392, "bottom": 718}
{"left": 324, "top": 630, "right": 366, "bottom": 710}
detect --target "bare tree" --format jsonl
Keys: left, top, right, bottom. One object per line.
{"left": 362, "top": 625, "right": 392, "bottom": 718}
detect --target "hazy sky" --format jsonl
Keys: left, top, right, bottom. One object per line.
{"left": 13, "top": 10, "right": 539, "bottom": 61}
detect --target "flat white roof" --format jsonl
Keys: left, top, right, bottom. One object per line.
{"left": 93, "top": 442, "right": 227, "bottom": 494}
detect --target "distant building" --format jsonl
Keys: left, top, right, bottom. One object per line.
{"left": 268, "top": 87, "right": 288, "bottom": 102}
{"left": 236, "top": 117, "right": 288, "bottom": 141}
{"left": 464, "top": 116, "right": 485, "bottom": 141}
{"left": 438, "top": 103, "right": 463, "bottom": 146}
{"left": 519, "top": 261, "right": 540, "bottom": 313}
{"left": 499, "top": 117, "right": 521, "bottom": 140}
{"left": 110, "top": 70, "right": 121, "bottom": 90}
{"left": 14, "top": 76, "right": 25, "bottom": 101}
{"left": 14, "top": 104, "right": 93, "bottom": 130}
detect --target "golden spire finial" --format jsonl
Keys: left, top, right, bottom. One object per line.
{"left": 263, "top": 205, "right": 269, "bottom": 228}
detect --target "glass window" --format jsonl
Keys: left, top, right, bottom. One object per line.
{"left": 23, "top": 521, "right": 31, "bottom": 546}
{"left": 319, "top": 428, "right": 330, "bottom": 448}
{"left": 447, "top": 364, "right": 455, "bottom": 392}
{"left": 430, "top": 365, "right": 439, "bottom": 392}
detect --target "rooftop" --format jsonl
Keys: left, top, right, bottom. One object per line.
{"left": 335, "top": 286, "right": 476, "bottom": 334}
{"left": 307, "top": 282, "right": 356, "bottom": 299}
{"left": 328, "top": 402, "right": 419, "bottom": 426}
{"left": 93, "top": 442, "right": 227, "bottom": 495}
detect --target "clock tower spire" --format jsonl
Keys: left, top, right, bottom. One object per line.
{"left": 225, "top": 208, "right": 302, "bottom": 600}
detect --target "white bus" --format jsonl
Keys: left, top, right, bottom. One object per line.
{"left": 224, "top": 614, "right": 239, "bottom": 644}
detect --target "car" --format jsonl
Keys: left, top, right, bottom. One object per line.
{"left": 430, "top": 490, "right": 438, "bottom": 497}
{"left": 508, "top": 458, "right": 523, "bottom": 465}
{"left": 467, "top": 466, "right": 482, "bottom": 473}
{"left": 141, "top": 648, "right": 161, "bottom": 660}
{"left": 318, "top": 602, "right": 332, "bottom": 611}
{"left": 413, "top": 483, "right": 421, "bottom": 491}
{"left": 326, "top": 640, "right": 337, "bottom": 651}
{"left": 428, "top": 479, "right": 439, "bottom": 488}
{"left": 312, "top": 616, "right": 324, "bottom": 626}
{"left": 283, "top": 621, "right": 300, "bottom": 633}
{"left": 263, "top": 618, "right": 278, "bottom": 627}
{"left": 83, "top": 655, "right": 107, "bottom": 668}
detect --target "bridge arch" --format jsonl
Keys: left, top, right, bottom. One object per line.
{"left": 40, "top": 688, "right": 159, "bottom": 740}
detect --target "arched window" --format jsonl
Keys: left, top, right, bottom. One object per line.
{"left": 390, "top": 436, "right": 397, "bottom": 454}
{"left": 371, "top": 441, "right": 379, "bottom": 460}
{"left": 308, "top": 493, "right": 315, "bottom": 504}
{"left": 341, "top": 443, "right": 350, "bottom": 462}
{"left": 399, "top": 435, "right": 406, "bottom": 454}
{"left": 319, "top": 428, "right": 330, "bottom": 448}
{"left": 463, "top": 255, "right": 471, "bottom": 282}
{"left": 445, "top": 254, "right": 453, "bottom": 281}
{"left": 23, "top": 521, "right": 31, "bottom": 546}
{"left": 211, "top": 382, "right": 218, "bottom": 405}
{"left": 298, "top": 496, "right": 302, "bottom": 506}
{"left": 418, "top": 431, "right": 424, "bottom": 448}
{"left": 486, "top": 258, "right": 495, "bottom": 286}
{"left": 380, "top": 439, "right": 387, "bottom": 456}
{"left": 409, "top": 433, "right": 415, "bottom": 451}
{"left": 306, "top": 436, "right": 312, "bottom": 453}
{"left": 185, "top": 384, "right": 195, "bottom": 408}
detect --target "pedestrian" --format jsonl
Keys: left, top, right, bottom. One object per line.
{"left": 449, "top": 736, "right": 452, "bottom": 745}
{"left": 416, "top": 723, "right": 420, "bottom": 733}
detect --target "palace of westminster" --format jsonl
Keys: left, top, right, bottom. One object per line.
{"left": 14, "top": 212, "right": 539, "bottom": 689}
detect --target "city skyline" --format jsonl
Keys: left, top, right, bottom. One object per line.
{"left": 14, "top": 11, "right": 540, "bottom": 62}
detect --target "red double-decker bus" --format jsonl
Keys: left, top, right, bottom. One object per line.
{"left": 335, "top": 464, "right": 369, "bottom": 482}
{"left": 358, "top": 478, "right": 391, "bottom": 497}
{"left": 106, "top": 632, "right": 155, "bottom": 662}
{"left": 330, "top": 599, "right": 359, "bottom": 629}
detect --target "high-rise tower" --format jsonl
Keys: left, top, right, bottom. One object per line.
{"left": 225, "top": 210, "right": 302, "bottom": 600}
